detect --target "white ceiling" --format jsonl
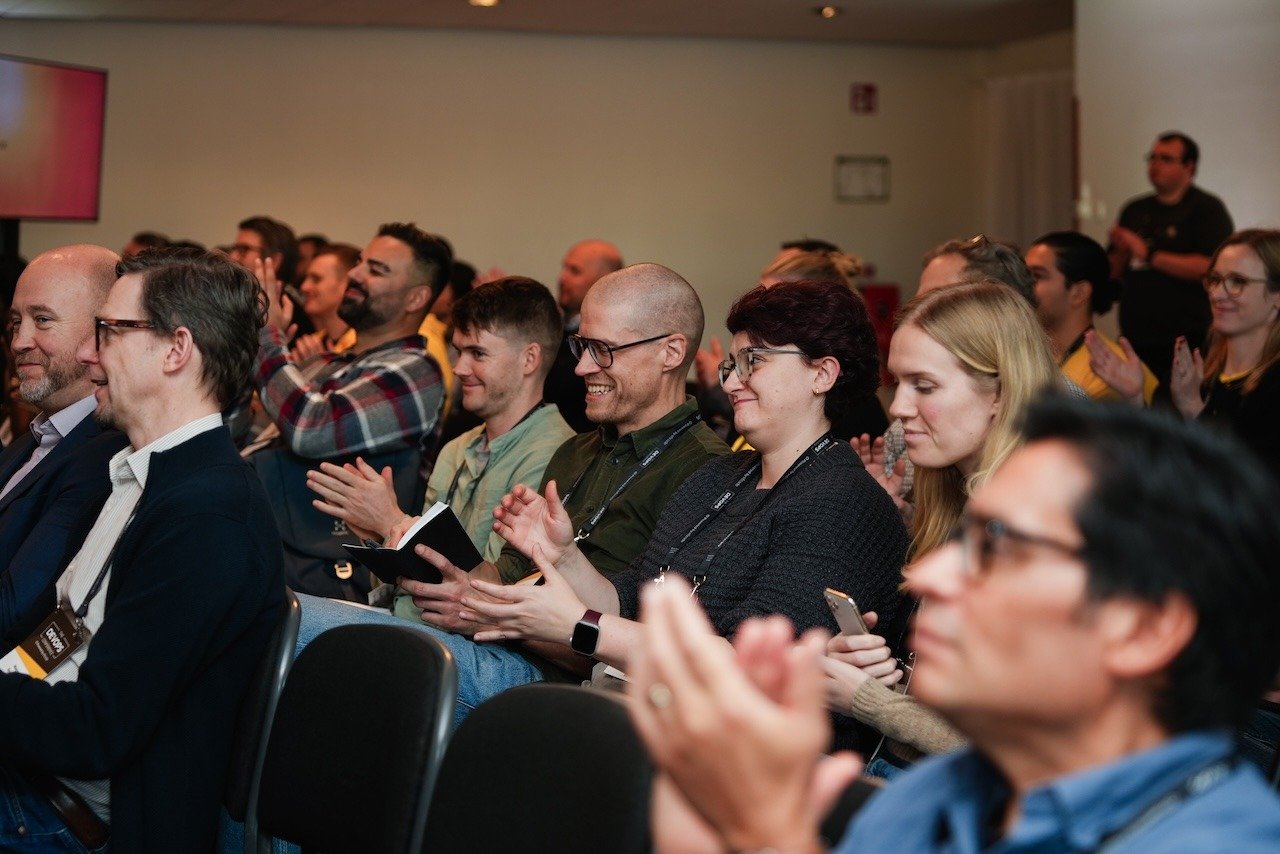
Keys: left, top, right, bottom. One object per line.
{"left": 0, "top": 0, "right": 1073, "bottom": 47}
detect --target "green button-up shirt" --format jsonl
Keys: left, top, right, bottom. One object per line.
{"left": 495, "top": 397, "right": 728, "bottom": 584}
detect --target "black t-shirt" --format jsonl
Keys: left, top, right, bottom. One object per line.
{"left": 1116, "top": 185, "right": 1233, "bottom": 349}
{"left": 1200, "top": 361, "right": 1280, "bottom": 486}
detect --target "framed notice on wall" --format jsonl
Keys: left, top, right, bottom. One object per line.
{"left": 834, "top": 156, "right": 889, "bottom": 203}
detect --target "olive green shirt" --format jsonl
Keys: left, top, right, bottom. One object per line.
{"left": 495, "top": 397, "right": 728, "bottom": 584}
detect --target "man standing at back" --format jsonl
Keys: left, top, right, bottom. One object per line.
{"left": 0, "top": 245, "right": 128, "bottom": 648}
{"left": 1109, "top": 132, "right": 1234, "bottom": 391}
{"left": 0, "top": 248, "right": 283, "bottom": 852}
{"left": 545, "top": 238, "right": 623, "bottom": 432}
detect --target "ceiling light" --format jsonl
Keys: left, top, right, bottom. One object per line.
{"left": 815, "top": 5, "right": 841, "bottom": 19}
{"left": 470, "top": 0, "right": 499, "bottom": 7}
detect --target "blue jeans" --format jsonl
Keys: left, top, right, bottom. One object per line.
{"left": 0, "top": 768, "right": 108, "bottom": 853}
{"left": 294, "top": 593, "right": 545, "bottom": 728}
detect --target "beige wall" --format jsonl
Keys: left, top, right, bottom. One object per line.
{"left": 0, "top": 20, "right": 1070, "bottom": 338}
{"left": 1076, "top": 0, "right": 1280, "bottom": 239}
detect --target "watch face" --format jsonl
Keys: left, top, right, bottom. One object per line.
{"left": 572, "top": 616, "right": 601, "bottom": 656}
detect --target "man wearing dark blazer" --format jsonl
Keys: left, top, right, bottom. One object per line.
{"left": 0, "top": 248, "right": 284, "bottom": 852}
{"left": 0, "top": 245, "right": 127, "bottom": 649}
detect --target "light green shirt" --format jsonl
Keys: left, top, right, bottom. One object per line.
{"left": 393, "top": 402, "right": 573, "bottom": 621}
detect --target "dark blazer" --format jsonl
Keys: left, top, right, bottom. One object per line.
{"left": 0, "top": 426, "right": 285, "bottom": 853}
{"left": 0, "top": 413, "right": 127, "bottom": 649}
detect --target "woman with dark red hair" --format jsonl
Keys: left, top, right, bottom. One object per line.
{"left": 467, "top": 280, "right": 909, "bottom": 743}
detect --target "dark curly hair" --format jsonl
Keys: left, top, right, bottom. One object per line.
{"left": 118, "top": 246, "right": 266, "bottom": 409}
{"left": 726, "top": 279, "right": 880, "bottom": 423}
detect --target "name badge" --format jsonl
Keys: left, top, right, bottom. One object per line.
{"left": 0, "top": 604, "right": 87, "bottom": 680}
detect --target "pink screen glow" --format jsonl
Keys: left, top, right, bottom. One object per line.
{"left": 0, "top": 55, "right": 107, "bottom": 221}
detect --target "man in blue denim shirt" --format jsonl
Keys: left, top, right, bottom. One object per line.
{"left": 631, "top": 396, "right": 1280, "bottom": 853}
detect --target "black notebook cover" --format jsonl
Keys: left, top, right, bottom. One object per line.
{"left": 341, "top": 502, "right": 484, "bottom": 586}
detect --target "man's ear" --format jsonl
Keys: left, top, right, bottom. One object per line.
{"left": 523, "top": 342, "right": 542, "bottom": 378}
{"left": 162, "top": 326, "right": 197, "bottom": 375}
{"left": 1097, "top": 592, "right": 1197, "bottom": 681}
{"left": 1068, "top": 280, "right": 1093, "bottom": 311}
{"left": 404, "top": 284, "right": 433, "bottom": 315}
{"left": 662, "top": 334, "right": 689, "bottom": 372}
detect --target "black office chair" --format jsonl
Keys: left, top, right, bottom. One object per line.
{"left": 222, "top": 588, "right": 301, "bottom": 854}
{"left": 819, "top": 774, "right": 886, "bottom": 847}
{"left": 254, "top": 624, "right": 457, "bottom": 854}
{"left": 421, "top": 684, "right": 652, "bottom": 854}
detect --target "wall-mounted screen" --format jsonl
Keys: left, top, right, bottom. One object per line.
{"left": 0, "top": 54, "right": 107, "bottom": 221}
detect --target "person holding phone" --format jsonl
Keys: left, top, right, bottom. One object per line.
{"left": 826, "top": 280, "right": 1061, "bottom": 774}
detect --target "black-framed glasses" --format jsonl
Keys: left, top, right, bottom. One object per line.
{"left": 227, "top": 242, "right": 265, "bottom": 258}
{"left": 568, "top": 332, "right": 671, "bottom": 369}
{"left": 717, "top": 347, "right": 807, "bottom": 386}
{"left": 1202, "top": 271, "right": 1274, "bottom": 298}
{"left": 1144, "top": 152, "right": 1184, "bottom": 165}
{"left": 953, "top": 513, "right": 1084, "bottom": 580}
{"left": 95, "top": 317, "right": 156, "bottom": 350}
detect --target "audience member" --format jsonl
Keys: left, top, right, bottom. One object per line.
{"left": 0, "top": 246, "right": 128, "bottom": 648}
{"left": 120, "top": 231, "right": 169, "bottom": 259}
{"left": 227, "top": 215, "right": 302, "bottom": 288}
{"left": 918, "top": 233, "right": 1036, "bottom": 304}
{"left": 1026, "top": 231, "right": 1158, "bottom": 404}
{"left": 295, "top": 232, "right": 328, "bottom": 282}
{"left": 251, "top": 223, "right": 448, "bottom": 596}
{"left": 837, "top": 281, "right": 1060, "bottom": 773}
{"left": 631, "top": 394, "right": 1280, "bottom": 852}
{"left": 0, "top": 247, "right": 284, "bottom": 852}
{"left": 295, "top": 262, "right": 726, "bottom": 722}
{"left": 435, "top": 261, "right": 483, "bottom": 445}
{"left": 1171, "top": 228, "right": 1280, "bottom": 483}
{"left": 292, "top": 242, "right": 359, "bottom": 359}
{"left": 1110, "top": 132, "right": 1234, "bottom": 392}
{"left": 545, "top": 238, "right": 624, "bottom": 432}
{"left": 306, "top": 276, "right": 573, "bottom": 568}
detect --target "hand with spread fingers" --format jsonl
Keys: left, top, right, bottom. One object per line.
{"left": 1085, "top": 331, "right": 1146, "bottom": 406}
{"left": 462, "top": 546, "right": 587, "bottom": 645}
{"left": 491, "top": 480, "right": 577, "bottom": 568}
{"left": 254, "top": 256, "right": 295, "bottom": 338}
{"left": 306, "top": 456, "right": 402, "bottom": 542}
{"left": 628, "top": 577, "right": 861, "bottom": 854}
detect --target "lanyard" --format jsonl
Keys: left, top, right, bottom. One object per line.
{"left": 561, "top": 410, "right": 703, "bottom": 543}
{"left": 65, "top": 508, "right": 139, "bottom": 629}
{"left": 443, "top": 402, "right": 547, "bottom": 507}
{"left": 655, "top": 432, "right": 836, "bottom": 597}
{"left": 1095, "top": 755, "right": 1235, "bottom": 851}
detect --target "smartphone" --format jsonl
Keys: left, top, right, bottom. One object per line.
{"left": 823, "top": 587, "right": 869, "bottom": 635}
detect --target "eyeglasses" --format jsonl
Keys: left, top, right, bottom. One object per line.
{"left": 227, "top": 243, "right": 265, "bottom": 258}
{"left": 952, "top": 512, "right": 1084, "bottom": 580}
{"left": 568, "top": 332, "right": 671, "bottom": 369}
{"left": 1144, "top": 153, "right": 1184, "bottom": 165}
{"left": 717, "top": 346, "right": 807, "bottom": 386}
{"left": 95, "top": 317, "right": 156, "bottom": 349}
{"left": 1202, "top": 271, "right": 1274, "bottom": 298}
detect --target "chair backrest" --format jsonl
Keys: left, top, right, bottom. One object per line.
{"left": 819, "top": 775, "right": 885, "bottom": 847}
{"left": 224, "top": 588, "right": 301, "bottom": 824}
{"left": 421, "top": 684, "right": 652, "bottom": 854}
{"left": 251, "top": 445, "right": 423, "bottom": 601}
{"left": 255, "top": 624, "right": 457, "bottom": 854}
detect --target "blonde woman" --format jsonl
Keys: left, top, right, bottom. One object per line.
{"left": 826, "top": 280, "right": 1060, "bottom": 776}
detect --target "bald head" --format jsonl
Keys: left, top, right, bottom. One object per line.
{"left": 558, "top": 239, "right": 623, "bottom": 318}
{"left": 10, "top": 244, "right": 120, "bottom": 413}
{"left": 586, "top": 262, "right": 704, "bottom": 370}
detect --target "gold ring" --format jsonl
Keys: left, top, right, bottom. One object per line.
{"left": 648, "top": 682, "right": 673, "bottom": 709}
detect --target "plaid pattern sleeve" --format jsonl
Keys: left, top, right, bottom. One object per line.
{"left": 254, "top": 327, "right": 444, "bottom": 459}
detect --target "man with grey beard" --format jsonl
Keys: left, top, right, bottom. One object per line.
{"left": 0, "top": 245, "right": 127, "bottom": 647}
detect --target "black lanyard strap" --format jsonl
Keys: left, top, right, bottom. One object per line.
{"left": 561, "top": 411, "right": 703, "bottom": 543}
{"left": 444, "top": 402, "right": 547, "bottom": 507}
{"left": 655, "top": 433, "right": 836, "bottom": 596}
{"left": 71, "top": 508, "right": 139, "bottom": 622}
{"left": 1095, "top": 755, "right": 1235, "bottom": 851}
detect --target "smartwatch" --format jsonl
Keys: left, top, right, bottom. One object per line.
{"left": 570, "top": 609, "right": 602, "bottom": 656}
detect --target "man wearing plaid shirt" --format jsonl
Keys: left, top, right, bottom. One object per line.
{"left": 253, "top": 222, "right": 450, "bottom": 459}
{"left": 251, "top": 223, "right": 450, "bottom": 598}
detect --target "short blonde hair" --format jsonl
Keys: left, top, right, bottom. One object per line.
{"left": 897, "top": 280, "right": 1060, "bottom": 556}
